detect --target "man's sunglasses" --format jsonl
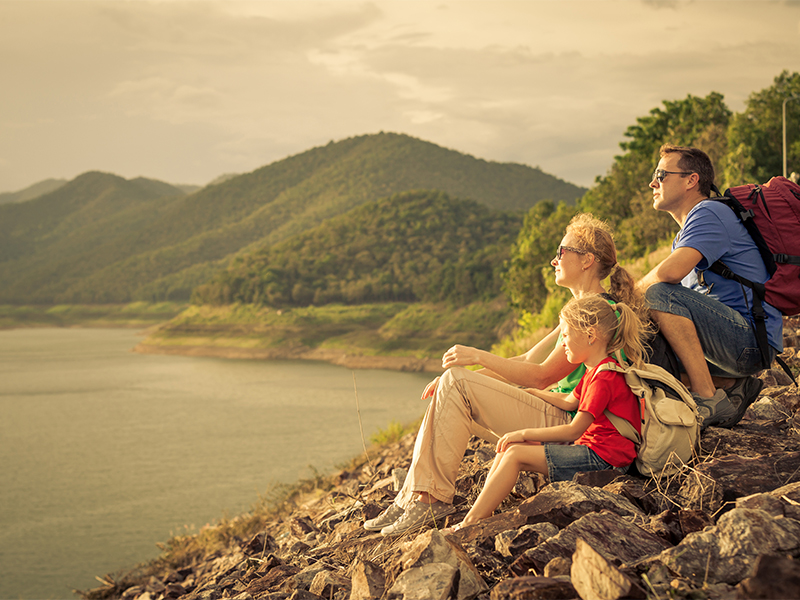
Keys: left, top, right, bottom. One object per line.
{"left": 652, "top": 169, "right": 693, "bottom": 183}
{"left": 555, "top": 245, "right": 587, "bottom": 260}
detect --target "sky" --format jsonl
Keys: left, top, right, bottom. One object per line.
{"left": 1, "top": 0, "right": 799, "bottom": 193}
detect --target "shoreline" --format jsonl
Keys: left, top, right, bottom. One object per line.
{"left": 132, "top": 342, "right": 445, "bottom": 373}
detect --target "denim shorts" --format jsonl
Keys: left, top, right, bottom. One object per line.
{"left": 543, "top": 443, "right": 627, "bottom": 482}
{"left": 645, "top": 283, "right": 775, "bottom": 379}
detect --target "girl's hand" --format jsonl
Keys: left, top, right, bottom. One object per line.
{"left": 496, "top": 430, "right": 532, "bottom": 453}
{"left": 442, "top": 344, "right": 482, "bottom": 369}
{"left": 421, "top": 377, "right": 440, "bottom": 400}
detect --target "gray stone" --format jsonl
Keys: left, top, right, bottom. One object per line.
{"left": 736, "top": 554, "right": 800, "bottom": 599}
{"left": 488, "top": 576, "right": 576, "bottom": 600}
{"left": 386, "top": 563, "right": 458, "bottom": 600}
{"left": 746, "top": 396, "right": 790, "bottom": 421}
{"left": 518, "top": 482, "right": 644, "bottom": 529}
{"left": 293, "top": 564, "right": 329, "bottom": 591}
{"left": 736, "top": 480, "right": 800, "bottom": 520}
{"left": 542, "top": 557, "right": 571, "bottom": 578}
{"left": 657, "top": 508, "right": 800, "bottom": 584}
{"left": 308, "top": 570, "right": 350, "bottom": 598}
{"left": 571, "top": 538, "right": 644, "bottom": 600}
{"left": 676, "top": 452, "right": 800, "bottom": 513}
{"left": 398, "top": 529, "right": 488, "bottom": 600}
{"left": 495, "top": 523, "right": 559, "bottom": 558}
{"left": 512, "top": 510, "right": 669, "bottom": 575}
{"left": 349, "top": 559, "right": 385, "bottom": 600}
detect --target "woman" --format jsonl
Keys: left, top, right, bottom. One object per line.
{"left": 365, "top": 213, "right": 642, "bottom": 536}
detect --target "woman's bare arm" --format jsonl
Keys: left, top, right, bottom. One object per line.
{"left": 441, "top": 326, "right": 574, "bottom": 390}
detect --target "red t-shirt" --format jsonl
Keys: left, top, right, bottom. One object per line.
{"left": 573, "top": 357, "right": 641, "bottom": 467}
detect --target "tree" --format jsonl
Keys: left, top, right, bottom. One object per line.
{"left": 580, "top": 92, "right": 731, "bottom": 258}
{"left": 501, "top": 201, "right": 577, "bottom": 314}
{"left": 723, "top": 71, "right": 800, "bottom": 186}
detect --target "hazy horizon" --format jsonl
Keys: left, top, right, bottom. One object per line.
{"left": 2, "top": 0, "right": 799, "bottom": 194}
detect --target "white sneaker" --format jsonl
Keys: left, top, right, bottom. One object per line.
{"left": 363, "top": 503, "right": 405, "bottom": 531}
{"left": 380, "top": 500, "right": 456, "bottom": 536}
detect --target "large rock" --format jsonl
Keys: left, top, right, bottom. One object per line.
{"left": 676, "top": 451, "right": 800, "bottom": 513}
{"left": 445, "top": 509, "right": 527, "bottom": 547}
{"left": 349, "top": 559, "right": 385, "bottom": 600}
{"left": 736, "top": 554, "right": 800, "bottom": 599}
{"left": 699, "top": 422, "right": 800, "bottom": 458}
{"left": 308, "top": 570, "right": 349, "bottom": 598}
{"left": 736, "top": 481, "right": 800, "bottom": 520}
{"left": 571, "top": 539, "right": 645, "bottom": 600}
{"left": 656, "top": 508, "right": 800, "bottom": 585}
{"left": 488, "top": 576, "right": 576, "bottom": 600}
{"left": 511, "top": 510, "right": 669, "bottom": 575}
{"left": 495, "top": 523, "right": 559, "bottom": 558}
{"left": 386, "top": 563, "right": 458, "bottom": 600}
{"left": 394, "top": 529, "right": 488, "bottom": 600}
{"left": 517, "top": 482, "right": 644, "bottom": 528}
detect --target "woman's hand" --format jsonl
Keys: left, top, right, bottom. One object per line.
{"left": 421, "top": 377, "right": 440, "bottom": 400}
{"left": 442, "top": 344, "right": 483, "bottom": 369}
{"left": 496, "top": 430, "right": 539, "bottom": 453}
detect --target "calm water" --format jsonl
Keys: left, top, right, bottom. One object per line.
{"left": 0, "top": 329, "right": 432, "bottom": 600}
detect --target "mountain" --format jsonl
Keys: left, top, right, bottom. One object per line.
{"left": 0, "top": 178, "right": 68, "bottom": 205}
{"left": 0, "top": 132, "right": 586, "bottom": 304}
{"left": 193, "top": 190, "right": 523, "bottom": 307}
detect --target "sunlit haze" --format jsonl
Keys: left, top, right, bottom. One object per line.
{"left": 1, "top": 0, "right": 798, "bottom": 192}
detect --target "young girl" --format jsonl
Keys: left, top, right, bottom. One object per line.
{"left": 447, "top": 294, "right": 649, "bottom": 531}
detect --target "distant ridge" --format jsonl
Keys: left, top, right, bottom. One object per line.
{"left": 0, "top": 178, "right": 67, "bottom": 205}
{"left": 0, "top": 132, "right": 586, "bottom": 304}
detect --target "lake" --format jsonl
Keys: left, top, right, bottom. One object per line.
{"left": 0, "top": 328, "right": 433, "bottom": 599}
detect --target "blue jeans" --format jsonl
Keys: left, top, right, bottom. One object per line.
{"left": 543, "top": 443, "right": 627, "bottom": 482}
{"left": 645, "top": 283, "right": 774, "bottom": 379}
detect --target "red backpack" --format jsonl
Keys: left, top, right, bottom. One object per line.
{"left": 709, "top": 176, "right": 800, "bottom": 381}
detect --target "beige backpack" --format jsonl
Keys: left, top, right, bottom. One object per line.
{"left": 595, "top": 361, "right": 702, "bottom": 477}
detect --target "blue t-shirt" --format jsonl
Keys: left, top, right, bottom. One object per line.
{"left": 675, "top": 200, "right": 783, "bottom": 352}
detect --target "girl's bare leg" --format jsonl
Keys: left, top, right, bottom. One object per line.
{"left": 460, "top": 444, "right": 548, "bottom": 527}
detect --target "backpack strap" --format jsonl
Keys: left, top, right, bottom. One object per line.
{"left": 603, "top": 409, "right": 641, "bottom": 445}
{"left": 708, "top": 259, "right": 796, "bottom": 385}
{"left": 591, "top": 361, "right": 643, "bottom": 445}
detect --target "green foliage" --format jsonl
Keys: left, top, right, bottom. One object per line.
{"left": 144, "top": 300, "right": 513, "bottom": 359}
{"left": 579, "top": 92, "right": 731, "bottom": 259}
{"left": 500, "top": 201, "right": 577, "bottom": 314}
{"left": 723, "top": 70, "right": 800, "bottom": 186}
{"left": 193, "top": 191, "right": 521, "bottom": 308}
{"left": 0, "top": 302, "right": 187, "bottom": 329}
{"left": 369, "top": 420, "right": 419, "bottom": 445}
{"left": 0, "top": 133, "right": 584, "bottom": 305}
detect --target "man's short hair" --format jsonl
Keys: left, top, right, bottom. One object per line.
{"left": 659, "top": 144, "right": 715, "bottom": 197}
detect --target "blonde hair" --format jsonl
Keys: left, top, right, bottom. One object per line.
{"left": 565, "top": 213, "right": 645, "bottom": 316}
{"left": 560, "top": 294, "right": 651, "bottom": 368}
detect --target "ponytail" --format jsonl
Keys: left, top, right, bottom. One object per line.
{"left": 560, "top": 295, "right": 652, "bottom": 368}
{"left": 566, "top": 214, "right": 646, "bottom": 318}
{"left": 608, "top": 264, "right": 646, "bottom": 318}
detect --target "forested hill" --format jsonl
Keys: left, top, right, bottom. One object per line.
{"left": 0, "top": 132, "right": 585, "bottom": 304}
{"left": 193, "top": 190, "right": 523, "bottom": 307}
{"left": 0, "top": 178, "right": 67, "bottom": 205}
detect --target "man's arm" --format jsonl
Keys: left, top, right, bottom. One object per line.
{"left": 638, "top": 247, "right": 704, "bottom": 291}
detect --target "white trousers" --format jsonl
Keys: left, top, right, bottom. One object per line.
{"left": 395, "top": 367, "right": 570, "bottom": 507}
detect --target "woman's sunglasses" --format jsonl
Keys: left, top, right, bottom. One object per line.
{"left": 555, "top": 245, "right": 587, "bottom": 260}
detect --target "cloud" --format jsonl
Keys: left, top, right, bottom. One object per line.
{"left": 0, "top": 0, "right": 798, "bottom": 191}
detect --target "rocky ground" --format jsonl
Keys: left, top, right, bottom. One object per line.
{"left": 82, "top": 318, "right": 800, "bottom": 600}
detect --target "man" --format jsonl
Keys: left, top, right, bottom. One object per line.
{"left": 638, "top": 144, "right": 783, "bottom": 427}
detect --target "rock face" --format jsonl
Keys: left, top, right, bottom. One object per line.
{"left": 81, "top": 317, "right": 800, "bottom": 600}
